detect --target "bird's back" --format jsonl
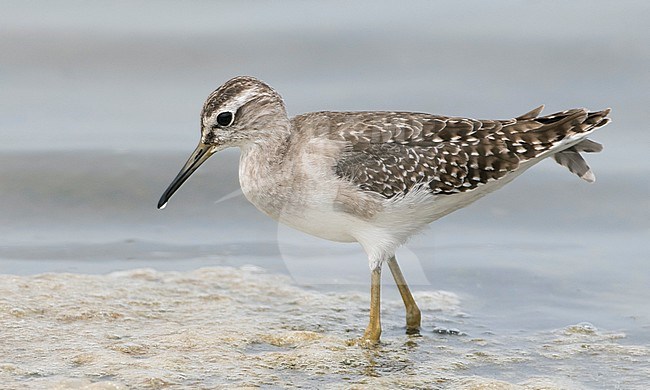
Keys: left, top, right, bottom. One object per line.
{"left": 292, "top": 106, "right": 610, "bottom": 201}
{"left": 240, "top": 106, "right": 610, "bottom": 248}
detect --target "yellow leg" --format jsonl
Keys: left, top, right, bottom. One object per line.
{"left": 361, "top": 266, "right": 382, "bottom": 343}
{"left": 387, "top": 256, "right": 421, "bottom": 334}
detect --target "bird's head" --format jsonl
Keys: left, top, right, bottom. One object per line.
{"left": 157, "top": 76, "right": 288, "bottom": 209}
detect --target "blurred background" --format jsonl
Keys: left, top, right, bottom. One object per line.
{"left": 1, "top": 0, "right": 649, "bottom": 337}
{"left": 2, "top": 1, "right": 648, "bottom": 152}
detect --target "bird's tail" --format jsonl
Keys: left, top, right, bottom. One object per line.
{"left": 550, "top": 108, "right": 610, "bottom": 182}
{"left": 553, "top": 138, "right": 603, "bottom": 182}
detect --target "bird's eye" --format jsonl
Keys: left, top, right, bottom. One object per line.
{"left": 216, "top": 111, "right": 234, "bottom": 127}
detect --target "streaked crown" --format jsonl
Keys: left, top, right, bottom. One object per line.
{"left": 200, "top": 76, "right": 288, "bottom": 147}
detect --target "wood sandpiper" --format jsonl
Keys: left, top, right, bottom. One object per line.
{"left": 158, "top": 76, "right": 611, "bottom": 343}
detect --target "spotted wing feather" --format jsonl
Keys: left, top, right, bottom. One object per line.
{"left": 334, "top": 107, "right": 610, "bottom": 198}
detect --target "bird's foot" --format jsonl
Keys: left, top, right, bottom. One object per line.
{"left": 345, "top": 326, "right": 381, "bottom": 348}
{"left": 405, "top": 309, "right": 421, "bottom": 335}
{"left": 405, "top": 325, "right": 421, "bottom": 336}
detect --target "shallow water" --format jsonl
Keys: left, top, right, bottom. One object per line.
{"left": 1, "top": 1, "right": 650, "bottom": 388}
{"left": 1, "top": 152, "right": 649, "bottom": 388}
{"left": 2, "top": 267, "right": 649, "bottom": 389}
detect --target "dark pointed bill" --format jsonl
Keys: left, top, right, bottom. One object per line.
{"left": 158, "top": 143, "right": 215, "bottom": 209}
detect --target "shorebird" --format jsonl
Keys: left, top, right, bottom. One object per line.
{"left": 158, "top": 76, "right": 610, "bottom": 343}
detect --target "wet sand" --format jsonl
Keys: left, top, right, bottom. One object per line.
{"left": 2, "top": 266, "right": 649, "bottom": 389}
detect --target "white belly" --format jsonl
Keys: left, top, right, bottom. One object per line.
{"left": 241, "top": 183, "right": 361, "bottom": 243}
{"left": 276, "top": 208, "right": 359, "bottom": 242}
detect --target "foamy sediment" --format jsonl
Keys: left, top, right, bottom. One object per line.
{"left": 1, "top": 266, "right": 648, "bottom": 389}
